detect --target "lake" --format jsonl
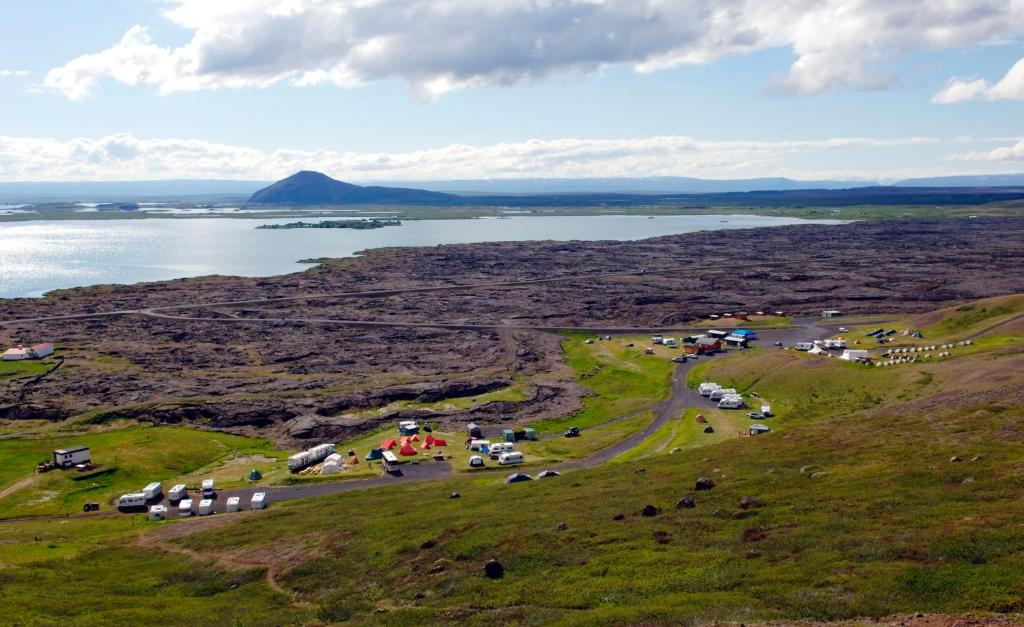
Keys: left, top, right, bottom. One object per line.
{"left": 0, "top": 215, "right": 843, "bottom": 298}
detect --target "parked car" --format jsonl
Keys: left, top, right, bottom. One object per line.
{"left": 838, "top": 327, "right": 849, "bottom": 332}
{"left": 747, "top": 411, "right": 764, "bottom": 420}
{"left": 564, "top": 427, "right": 581, "bottom": 438}
{"left": 82, "top": 502, "right": 100, "bottom": 512}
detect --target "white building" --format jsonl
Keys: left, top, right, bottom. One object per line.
{"left": 53, "top": 446, "right": 90, "bottom": 467}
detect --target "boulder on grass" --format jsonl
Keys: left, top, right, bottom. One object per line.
{"left": 484, "top": 559, "right": 504, "bottom": 579}
{"left": 695, "top": 477, "right": 715, "bottom": 491}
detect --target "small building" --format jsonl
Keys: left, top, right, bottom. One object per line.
{"left": 523, "top": 428, "right": 538, "bottom": 441}
{"left": 2, "top": 343, "right": 54, "bottom": 360}
{"left": 501, "top": 429, "right": 516, "bottom": 443}
{"left": 692, "top": 338, "right": 722, "bottom": 355}
{"left": 53, "top": 446, "right": 90, "bottom": 468}
{"left": 822, "top": 310, "right": 843, "bottom": 318}
{"left": 840, "top": 349, "right": 870, "bottom": 361}
{"left": 467, "top": 423, "right": 483, "bottom": 439}
{"left": 2, "top": 348, "right": 28, "bottom": 361}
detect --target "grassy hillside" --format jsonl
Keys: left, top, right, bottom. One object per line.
{"left": 0, "top": 299, "right": 1021, "bottom": 624}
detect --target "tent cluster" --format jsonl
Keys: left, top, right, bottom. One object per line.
{"left": 380, "top": 432, "right": 448, "bottom": 456}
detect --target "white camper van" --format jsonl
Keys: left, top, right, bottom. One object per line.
{"left": 225, "top": 496, "right": 241, "bottom": 513}
{"left": 497, "top": 451, "right": 525, "bottom": 465}
{"left": 718, "top": 396, "right": 745, "bottom": 409}
{"left": 142, "top": 482, "right": 162, "bottom": 501}
{"left": 709, "top": 388, "right": 737, "bottom": 401}
{"left": 178, "top": 498, "right": 194, "bottom": 517}
{"left": 201, "top": 479, "right": 215, "bottom": 498}
{"left": 488, "top": 442, "right": 515, "bottom": 459}
{"left": 250, "top": 492, "right": 267, "bottom": 510}
{"left": 198, "top": 499, "right": 214, "bottom": 516}
{"left": 148, "top": 505, "right": 168, "bottom": 521}
{"left": 698, "top": 383, "right": 721, "bottom": 396}
{"left": 168, "top": 484, "right": 188, "bottom": 502}
{"left": 117, "top": 493, "right": 146, "bottom": 510}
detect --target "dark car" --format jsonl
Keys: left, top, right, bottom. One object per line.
{"left": 564, "top": 427, "right": 581, "bottom": 438}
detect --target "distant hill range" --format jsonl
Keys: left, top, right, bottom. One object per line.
{"left": 2, "top": 171, "right": 1024, "bottom": 204}
{"left": 245, "top": 171, "right": 1024, "bottom": 208}
{"left": 248, "top": 171, "right": 459, "bottom": 205}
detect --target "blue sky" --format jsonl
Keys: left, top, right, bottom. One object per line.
{"left": 1, "top": 1, "right": 1023, "bottom": 182}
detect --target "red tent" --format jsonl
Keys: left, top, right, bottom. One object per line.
{"left": 381, "top": 438, "right": 397, "bottom": 450}
{"left": 424, "top": 434, "right": 436, "bottom": 445}
{"left": 411, "top": 434, "right": 420, "bottom": 442}
{"left": 399, "top": 443, "right": 417, "bottom": 456}
{"left": 421, "top": 442, "right": 432, "bottom": 450}
{"left": 400, "top": 436, "right": 410, "bottom": 446}
{"left": 432, "top": 438, "right": 448, "bottom": 447}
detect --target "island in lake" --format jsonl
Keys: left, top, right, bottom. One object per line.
{"left": 256, "top": 218, "right": 401, "bottom": 230}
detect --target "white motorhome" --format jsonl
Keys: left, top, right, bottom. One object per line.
{"left": 178, "top": 498, "right": 194, "bottom": 517}
{"left": 250, "top": 492, "right": 267, "bottom": 510}
{"left": 148, "top": 505, "right": 168, "bottom": 521}
{"left": 698, "top": 383, "right": 721, "bottom": 396}
{"left": 718, "top": 396, "right": 745, "bottom": 409}
{"left": 794, "top": 342, "right": 815, "bottom": 351}
{"left": 709, "top": 388, "right": 737, "bottom": 401}
{"left": 381, "top": 450, "right": 399, "bottom": 473}
{"left": 662, "top": 338, "right": 677, "bottom": 347}
{"left": 225, "top": 496, "right": 241, "bottom": 513}
{"left": 198, "top": 499, "right": 214, "bottom": 516}
{"left": 488, "top": 442, "right": 515, "bottom": 459}
{"left": 287, "top": 443, "right": 337, "bottom": 472}
{"left": 497, "top": 451, "right": 525, "bottom": 465}
{"left": 201, "top": 479, "right": 215, "bottom": 498}
{"left": 168, "top": 484, "right": 188, "bottom": 502}
{"left": 117, "top": 493, "right": 146, "bottom": 509}
{"left": 142, "top": 482, "right": 162, "bottom": 501}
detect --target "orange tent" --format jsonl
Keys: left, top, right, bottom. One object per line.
{"left": 381, "top": 438, "right": 397, "bottom": 450}
{"left": 399, "top": 443, "right": 417, "bottom": 456}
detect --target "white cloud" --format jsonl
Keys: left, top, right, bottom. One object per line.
{"left": 43, "top": 0, "right": 1024, "bottom": 100}
{"left": 933, "top": 57, "right": 1024, "bottom": 103}
{"left": 0, "top": 132, "right": 1008, "bottom": 182}
{"left": 950, "top": 138, "right": 1024, "bottom": 161}
{"left": 0, "top": 69, "right": 30, "bottom": 78}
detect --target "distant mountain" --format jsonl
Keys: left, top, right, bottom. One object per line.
{"left": 372, "top": 176, "right": 879, "bottom": 195}
{"left": 249, "top": 171, "right": 461, "bottom": 205}
{"left": 894, "top": 174, "right": 1024, "bottom": 187}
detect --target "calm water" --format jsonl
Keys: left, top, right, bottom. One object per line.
{"left": 0, "top": 215, "right": 842, "bottom": 298}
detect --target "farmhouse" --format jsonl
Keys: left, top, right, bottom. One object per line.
{"left": 2, "top": 343, "right": 54, "bottom": 361}
{"left": 53, "top": 446, "right": 90, "bottom": 467}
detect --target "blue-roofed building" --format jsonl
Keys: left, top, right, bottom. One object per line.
{"left": 734, "top": 329, "right": 758, "bottom": 340}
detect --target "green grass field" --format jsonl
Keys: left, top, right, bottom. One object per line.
{"left": 531, "top": 334, "right": 675, "bottom": 433}
{"left": 0, "top": 359, "right": 53, "bottom": 379}
{"left": 0, "top": 426, "right": 287, "bottom": 518}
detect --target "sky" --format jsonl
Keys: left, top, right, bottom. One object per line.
{"left": 0, "top": 0, "right": 1023, "bottom": 183}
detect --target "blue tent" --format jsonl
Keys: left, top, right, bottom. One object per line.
{"left": 364, "top": 448, "right": 383, "bottom": 461}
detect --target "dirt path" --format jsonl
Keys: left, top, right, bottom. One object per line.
{"left": 0, "top": 475, "right": 40, "bottom": 501}
{"left": 136, "top": 517, "right": 314, "bottom": 609}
